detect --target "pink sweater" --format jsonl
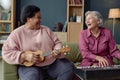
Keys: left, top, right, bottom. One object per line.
{"left": 2, "top": 25, "right": 65, "bottom": 66}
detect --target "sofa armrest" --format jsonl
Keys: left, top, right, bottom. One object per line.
{"left": 113, "top": 45, "right": 120, "bottom": 65}
{"left": 2, "top": 60, "right": 19, "bottom": 80}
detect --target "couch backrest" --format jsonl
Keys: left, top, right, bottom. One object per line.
{"left": 113, "top": 45, "right": 120, "bottom": 64}
{"left": 62, "top": 42, "right": 82, "bottom": 63}
{"left": 117, "top": 45, "right": 120, "bottom": 50}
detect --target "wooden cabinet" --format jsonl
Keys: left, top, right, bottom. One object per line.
{"left": 67, "top": 22, "right": 83, "bottom": 43}
{"left": 67, "top": 0, "right": 84, "bottom": 43}
{"left": 0, "top": 0, "right": 16, "bottom": 55}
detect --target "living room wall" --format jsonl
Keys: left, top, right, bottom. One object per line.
{"left": 16, "top": 0, "right": 67, "bottom": 31}
{"left": 16, "top": 0, "right": 120, "bottom": 44}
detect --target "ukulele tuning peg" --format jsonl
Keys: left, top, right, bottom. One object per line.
{"left": 64, "top": 53, "right": 67, "bottom": 55}
{"left": 64, "top": 52, "right": 70, "bottom": 55}
{"left": 67, "top": 52, "right": 70, "bottom": 55}
{"left": 65, "top": 45, "right": 68, "bottom": 47}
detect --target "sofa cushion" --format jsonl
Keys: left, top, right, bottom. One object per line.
{"left": 62, "top": 42, "right": 82, "bottom": 63}
{"left": 113, "top": 45, "right": 120, "bottom": 65}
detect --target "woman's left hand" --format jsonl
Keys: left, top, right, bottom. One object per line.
{"left": 95, "top": 56, "right": 109, "bottom": 67}
{"left": 52, "top": 49, "right": 60, "bottom": 58}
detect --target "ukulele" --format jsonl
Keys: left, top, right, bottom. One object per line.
{"left": 23, "top": 45, "right": 71, "bottom": 67}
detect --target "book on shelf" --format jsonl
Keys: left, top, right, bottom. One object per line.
{"left": 0, "top": 50, "right": 1, "bottom": 56}
{"left": 6, "top": 24, "right": 11, "bottom": 32}
{"left": 7, "top": 12, "right": 11, "bottom": 20}
{"left": 1, "top": 11, "right": 11, "bottom": 20}
{"left": 69, "top": 0, "right": 73, "bottom": 4}
{"left": 0, "top": 39, "right": 6, "bottom": 43}
{"left": 76, "top": 0, "right": 82, "bottom": 4}
{"left": 0, "top": 24, "right": 11, "bottom": 32}
{"left": 0, "top": 35, "right": 9, "bottom": 44}
{"left": 69, "top": 0, "right": 82, "bottom": 5}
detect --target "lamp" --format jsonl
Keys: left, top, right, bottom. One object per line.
{"left": 108, "top": 8, "right": 120, "bottom": 36}
{"left": 0, "top": 0, "right": 11, "bottom": 10}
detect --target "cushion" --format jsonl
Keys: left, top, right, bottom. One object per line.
{"left": 62, "top": 42, "right": 82, "bottom": 63}
{"left": 113, "top": 45, "right": 120, "bottom": 64}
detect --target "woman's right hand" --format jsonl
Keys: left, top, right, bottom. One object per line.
{"left": 95, "top": 56, "right": 109, "bottom": 67}
{"left": 21, "top": 52, "right": 34, "bottom": 62}
{"left": 20, "top": 50, "right": 44, "bottom": 65}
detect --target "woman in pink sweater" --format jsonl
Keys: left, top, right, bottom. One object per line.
{"left": 2, "top": 5, "right": 74, "bottom": 80}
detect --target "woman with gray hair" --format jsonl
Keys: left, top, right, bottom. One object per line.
{"left": 79, "top": 11, "right": 120, "bottom": 67}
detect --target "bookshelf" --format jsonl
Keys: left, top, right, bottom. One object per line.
{"left": 0, "top": 0, "right": 16, "bottom": 55}
{"left": 67, "top": 0, "right": 84, "bottom": 43}
{"left": 0, "top": 0, "right": 16, "bottom": 43}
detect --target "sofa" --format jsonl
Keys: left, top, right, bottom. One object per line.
{"left": 2, "top": 42, "right": 82, "bottom": 80}
{"left": 2, "top": 42, "right": 120, "bottom": 80}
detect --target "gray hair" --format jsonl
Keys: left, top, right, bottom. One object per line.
{"left": 85, "top": 11, "right": 103, "bottom": 26}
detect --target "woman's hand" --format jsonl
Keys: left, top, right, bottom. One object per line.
{"left": 95, "top": 56, "right": 109, "bottom": 67}
{"left": 20, "top": 52, "right": 41, "bottom": 64}
{"left": 32, "top": 53, "right": 42, "bottom": 64}
{"left": 52, "top": 49, "right": 60, "bottom": 58}
{"left": 20, "top": 52, "right": 33, "bottom": 64}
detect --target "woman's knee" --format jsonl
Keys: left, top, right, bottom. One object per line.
{"left": 59, "top": 59, "right": 74, "bottom": 69}
{"left": 57, "top": 68, "right": 74, "bottom": 80}
{"left": 18, "top": 66, "right": 43, "bottom": 80}
{"left": 61, "top": 59, "right": 74, "bottom": 72}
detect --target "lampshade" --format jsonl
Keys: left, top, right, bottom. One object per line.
{"left": 0, "top": 0, "right": 11, "bottom": 10}
{"left": 108, "top": 8, "right": 120, "bottom": 18}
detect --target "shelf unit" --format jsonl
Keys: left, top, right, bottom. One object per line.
{"left": 67, "top": 0, "right": 84, "bottom": 43}
{"left": 0, "top": 0, "right": 16, "bottom": 55}
{"left": 0, "top": 0, "right": 16, "bottom": 43}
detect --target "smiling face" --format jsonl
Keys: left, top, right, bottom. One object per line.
{"left": 27, "top": 11, "right": 42, "bottom": 30}
{"left": 85, "top": 13, "right": 100, "bottom": 30}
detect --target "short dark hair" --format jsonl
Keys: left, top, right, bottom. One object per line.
{"left": 20, "top": 5, "right": 40, "bottom": 24}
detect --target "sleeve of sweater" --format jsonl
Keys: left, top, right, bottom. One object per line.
{"left": 2, "top": 31, "right": 22, "bottom": 64}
